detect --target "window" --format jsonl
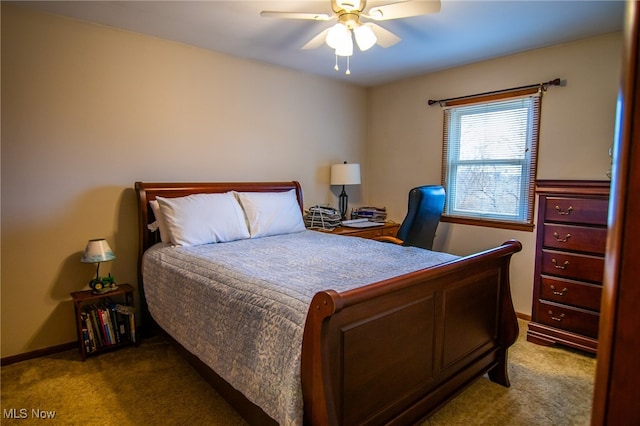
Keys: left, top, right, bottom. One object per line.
{"left": 441, "top": 91, "right": 540, "bottom": 230}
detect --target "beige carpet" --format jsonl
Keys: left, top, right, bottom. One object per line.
{"left": 425, "top": 320, "right": 596, "bottom": 426}
{"left": 1, "top": 320, "right": 595, "bottom": 425}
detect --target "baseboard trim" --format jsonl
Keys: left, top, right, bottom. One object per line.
{"left": 516, "top": 312, "right": 532, "bottom": 321}
{"left": 1, "top": 341, "right": 78, "bottom": 366}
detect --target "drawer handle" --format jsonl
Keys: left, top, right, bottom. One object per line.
{"left": 551, "top": 259, "right": 569, "bottom": 270}
{"left": 555, "top": 206, "right": 573, "bottom": 215}
{"left": 550, "top": 285, "right": 568, "bottom": 296}
{"left": 548, "top": 310, "right": 566, "bottom": 322}
{"left": 553, "top": 232, "right": 571, "bottom": 243}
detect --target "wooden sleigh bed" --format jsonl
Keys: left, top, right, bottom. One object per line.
{"left": 135, "top": 180, "right": 521, "bottom": 425}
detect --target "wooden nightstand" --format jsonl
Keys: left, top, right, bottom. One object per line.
{"left": 71, "top": 283, "right": 137, "bottom": 360}
{"left": 316, "top": 222, "right": 400, "bottom": 240}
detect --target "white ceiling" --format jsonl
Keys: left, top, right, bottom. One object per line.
{"left": 17, "top": 1, "right": 626, "bottom": 87}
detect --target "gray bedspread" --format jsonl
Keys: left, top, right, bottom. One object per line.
{"left": 142, "top": 230, "right": 458, "bottom": 425}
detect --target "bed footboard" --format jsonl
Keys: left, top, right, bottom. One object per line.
{"left": 301, "top": 240, "right": 521, "bottom": 425}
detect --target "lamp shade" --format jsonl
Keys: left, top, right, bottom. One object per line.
{"left": 354, "top": 24, "right": 377, "bottom": 51}
{"left": 326, "top": 23, "right": 354, "bottom": 57}
{"left": 81, "top": 239, "right": 116, "bottom": 263}
{"left": 326, "top": 23, "right": 349, "bottom": 49}
{"left": 335, "top": 35, "right": 354, "bottom": 57}
{"left": 331, "top": 163, "right": 361, "bottom": 185}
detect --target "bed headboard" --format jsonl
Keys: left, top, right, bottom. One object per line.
{"left": 135, "top": 180, "right": 304, "bottom": 255}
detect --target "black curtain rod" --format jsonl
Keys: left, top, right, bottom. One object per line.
{"left": 428, "top": 78, "right": 562, "bottom": 106}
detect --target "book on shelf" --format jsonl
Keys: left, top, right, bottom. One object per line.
{"left": 108, "top": 302, "right": 132, "bottom": 343}
{"left": 114, "top": 304, "right": 136, "bottom": 343}
{"left": 80, "top": 312, "right": 95, "bottom": 353}
{"left": 97, "top": 305, "right": 113, "bottom": 345}
{"left": 104, "top": 304, "right": 119, "bottom": 345}
{"left": 84, "top": 305, "right": 104, "bottom": 349}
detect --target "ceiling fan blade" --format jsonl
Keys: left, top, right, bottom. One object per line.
{"left": 368, "top": 23, "right": 401, "bottom": 48}
{"left": 260, "top": 11, "right": 332, "bottom": 21}
{"left": 302, "top": 28, "right": 330, "bottom": 49}
{"left": 367, "top": 0, "right": 441, "bottom": 21}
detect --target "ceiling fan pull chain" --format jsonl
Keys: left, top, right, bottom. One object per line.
{"left": 334, "top": 54, "right": 339, "bottom": 71}
{"left": 346, "top": 56, "right": 351, "bottom": 75}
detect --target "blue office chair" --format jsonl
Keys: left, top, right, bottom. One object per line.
{"left": 377, "top": 185, "right": 445, "bottom": 250}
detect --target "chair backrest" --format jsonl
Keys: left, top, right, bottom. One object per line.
{"left": 396, "top": 185, "right": 445, "bottom": 250}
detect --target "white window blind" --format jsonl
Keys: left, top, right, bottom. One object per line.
{"left": 441, "top": 94, "right": 540, "bottom": 226}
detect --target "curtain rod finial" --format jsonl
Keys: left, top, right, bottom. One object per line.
{"left": 542, "top": 78, "right": 564, "bottom": 92}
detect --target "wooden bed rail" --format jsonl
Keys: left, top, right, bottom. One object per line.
{"left": 301, "top": 240, "right": 522, "bottom": 425}
{"left": 338, "top": 240, "right": 521, "bottom": 307}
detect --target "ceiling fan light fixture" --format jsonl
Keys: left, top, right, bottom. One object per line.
{"left": 261, "top": 0, "right": 443, "bottom": 76}
{"left": 326, "top": 23, "right": 349, "bottom": 49}
{"left": 334, "top": 33, "right": 354, "bottom": 57}
{"left": 354, "top": 24, "right": 376, "bottom": 51}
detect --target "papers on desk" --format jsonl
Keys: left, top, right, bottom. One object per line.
{"left": 304, "top": 206, "right": 341, "bottom": 230}
{"left": 352, "top": 206, "right": 387, "bottom": 222}
{"left": 341, "top": 219, "right": 385, "bottom": 228}
{"left": 305, "top": 207, "right": 388, "bottom": 230}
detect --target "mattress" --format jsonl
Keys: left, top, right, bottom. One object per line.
{"left": 142, "top": 230, "right": 458, "bottom": 425}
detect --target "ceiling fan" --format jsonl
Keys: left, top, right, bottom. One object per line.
{"left": 261, "top": 0, "right": 441, "bottom": 75}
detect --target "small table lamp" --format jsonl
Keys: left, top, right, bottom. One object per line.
{"left": 81, "top": 238, "right": 117, "bottom": 294}
{"left": 330, "top": 161, "right": 361, "bottom": 220}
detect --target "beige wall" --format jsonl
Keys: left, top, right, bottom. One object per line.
{"left": 367, "top": 33, "right": 622, "bottom": 316}
{"left": 1, "top": 5, "right": 367, "bottom": 357}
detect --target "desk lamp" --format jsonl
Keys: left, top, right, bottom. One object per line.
{"left": 330, "top": 161, "right": 361, "bottom": 220}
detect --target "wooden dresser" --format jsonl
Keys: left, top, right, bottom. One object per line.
{"left": 527, "top": 180, "right": 610, "bottom": 354}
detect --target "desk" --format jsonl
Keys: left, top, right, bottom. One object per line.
{"left": 315, "top": 222, "right": 400, "bottom": 240}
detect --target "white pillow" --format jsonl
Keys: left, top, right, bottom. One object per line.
{"left": 156, "top": 192, "right": 250, "bottom": 246}
{"left": 235, "top": 189, "right": 306, "bottom": 238}
{"left": 149, "top": 199, "right": 171, "bottom": 243}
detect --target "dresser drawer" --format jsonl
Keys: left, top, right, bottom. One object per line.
{"left": 544, "top": 197, "right": 608, "bottom": 225}
{"left": 537, "top": 301, "right": 600, "bottom": 338}
{"left": 542, "top": 224, "right": 607, "bottom": 254}
{"left": 539, "top": 276, "right": 602, "bottom": 311}
{"left": 541, "top": 250, "right": 604, "bottom": 283}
